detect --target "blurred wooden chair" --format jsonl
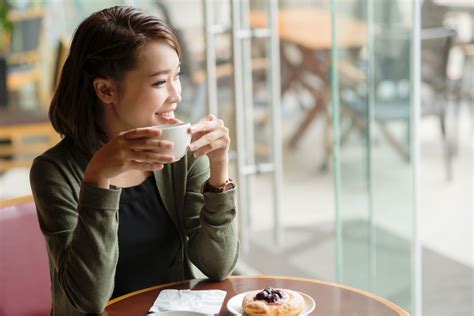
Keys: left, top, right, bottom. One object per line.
{"left": 0, "top": 195, "right": 51, "bottom": 315}
{"left": 0, "top": 57, "right": 7, "bottom": 107}
{"left": 340, "top": 27, "right": 458, "bottom": 179}
{"left": 444, "top": 10, "right": 474, "bottom": 103}
{"left": 0, "top": 121, "right": 60, "bottom": 172}
{"left": 5, "top": 7, "right": 45, "bottom": 108}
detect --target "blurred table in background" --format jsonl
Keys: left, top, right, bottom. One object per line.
{"left": 251, "top": 8, "right": 367, "bottom": 152}
{"left": 251, "top": 8, "right": 367, "bottom": 50}
{"left": 434, "top": 0, "right": 474, "bottom": 9}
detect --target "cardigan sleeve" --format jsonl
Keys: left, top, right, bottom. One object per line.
{"left": 30, "top": 155, "right": 121, "bottom": 313}
{"left": 181, "top": 156, "right": 240, "bottom": 281}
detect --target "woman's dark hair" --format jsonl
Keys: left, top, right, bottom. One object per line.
{"left": 49, "top": 6, "right": 181, "bottom": 155}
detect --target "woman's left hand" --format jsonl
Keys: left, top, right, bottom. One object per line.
{"left": 188, "top": 114, "right": 230, "bottom": 164}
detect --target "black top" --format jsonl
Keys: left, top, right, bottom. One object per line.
{"left": 112, "top": 175, "right": 181, "bottom": 298}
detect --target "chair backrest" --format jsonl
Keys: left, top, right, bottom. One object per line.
{"left": 0, "top": 121, "right": 60, "bottom": 172}
{"left": 421, "top": 27, "right": 456, "bottom": 89}
{"left": 0, "top": 195, "right": 51, "bottom": 316}
{"left": 7, "top": 7, "right": 44, "bottom": 66}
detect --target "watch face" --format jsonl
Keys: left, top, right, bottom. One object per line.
{"left": 223, "top": 180, "right": 235, "bottom": 191}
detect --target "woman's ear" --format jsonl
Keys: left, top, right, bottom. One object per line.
{"left": 93, "top": 78, "right": 118, "bottom": 105}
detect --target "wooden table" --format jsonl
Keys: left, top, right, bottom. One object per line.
{"left": 433, "top": 0, "right": 474, "bottom": 9}
{"left": 251, "top": 8, "right": 367, "bottom": 151}
{"left": 250, "top": 8, "right": 367, "bottom": 50}
{"left": 104, "top": 275, "right": 409, "bottom": 315}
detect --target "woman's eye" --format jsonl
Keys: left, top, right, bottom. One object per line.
{"left": 153, "top": 80, "right": 166, "bottom": 87}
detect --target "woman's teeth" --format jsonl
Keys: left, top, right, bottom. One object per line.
{"left": 157, "top": 111, "right": 174, "bottom": 118}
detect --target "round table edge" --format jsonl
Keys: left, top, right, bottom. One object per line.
{"left": 106, "top": 275, "right": 410, "bottom": 316}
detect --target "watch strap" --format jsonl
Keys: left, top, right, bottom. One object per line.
{"left": 203, "top": 178, "right": 235, "bottom": 193}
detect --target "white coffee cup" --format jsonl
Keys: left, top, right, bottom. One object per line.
{"left": 153, "top": 122, "right": 191, "bottom": 162}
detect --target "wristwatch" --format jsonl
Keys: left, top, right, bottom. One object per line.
{"left": 203, "top": 178, "right": 235, "bottom": 193}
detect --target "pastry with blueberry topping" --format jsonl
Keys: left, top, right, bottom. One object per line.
{"left": 242, "top": 287, "right": 305, "bottom": 315}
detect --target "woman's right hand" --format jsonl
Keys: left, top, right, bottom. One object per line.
{"left": 83, "top": 127, "right": 175, "bottom": 189}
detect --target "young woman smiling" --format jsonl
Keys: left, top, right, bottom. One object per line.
{"left": 30, "top": 6, "right": 238, "bottom": 315}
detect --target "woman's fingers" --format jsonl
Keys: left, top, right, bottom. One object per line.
{"left": 127, "top": 150, "right": 175, "bottom": 164}
{"left": 193, "top": 138, "right": 228, "bottom": 157}
{"left": 190, "top": 115, "right": 222, "bottom": 134}
{"left": 188, "top": 128, "right": 228, "bottom": 151}
{"left": 128, "top": 138, "right": 174, "bottom": 151}
{"left": 122, "top": 127, "right": 161, "bottom": 140}
{"left": 190, "top": 131, "right": 206, "bottom": 143}
{"left": 187, "top": 115, "right": 230, "bottom": 161}
{"left": 128, "top": 161, "right": 164, "bottom": 171}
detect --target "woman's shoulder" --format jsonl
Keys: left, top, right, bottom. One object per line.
{"left": 39, "top": 137, "right": 86, "bottom": 158}
{"left": 32, "top": 137, "right": 89, "bottom": 175}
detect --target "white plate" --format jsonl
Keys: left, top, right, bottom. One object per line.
{"left": 227, "top": 290, "right": 316, "bottom": 315}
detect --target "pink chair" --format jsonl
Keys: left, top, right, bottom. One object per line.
{"left": 0, "top": 196, "right": 51, "bottom": 316}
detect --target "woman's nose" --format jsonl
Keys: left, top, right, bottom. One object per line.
{"left": 168, "top": 80, "right": 182, "bottom": 104}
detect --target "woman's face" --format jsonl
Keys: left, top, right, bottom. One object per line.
{"left": 104, "top": 40, "right": 182, "bottom": 134}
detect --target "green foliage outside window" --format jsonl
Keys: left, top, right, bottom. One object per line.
{"left": 0, "top": 1, "right": 12, "bottom": 49}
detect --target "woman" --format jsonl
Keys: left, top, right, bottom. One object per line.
{"left": 30, "top": 6, "right": 239, "bottom": 315}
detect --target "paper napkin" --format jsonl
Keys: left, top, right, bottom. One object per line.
{"left": 148, "top": 289, "right": 227, "bottom": 315}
